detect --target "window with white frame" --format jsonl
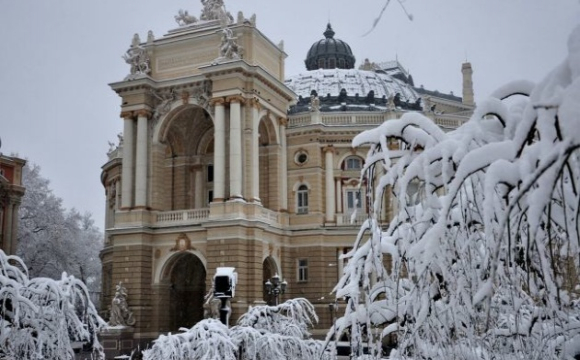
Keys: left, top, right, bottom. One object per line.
{"left": 344, "top": 156, "right": 363, "bottom": 170}
{"left": 345, "top": 189, "right": 362, "bottom": 214}
{"left": 297, "top": 185, "right": 309, "bottom": 214}
{"left": 298, "top": 259, "right": 308, "bottom": 282}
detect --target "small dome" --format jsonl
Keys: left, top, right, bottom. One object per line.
{"left": 305, "top": 24, "right": 356, "bottom": 71}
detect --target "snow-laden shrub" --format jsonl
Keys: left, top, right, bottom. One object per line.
{"left": 143, "top": 298, "right": 330, "bottom": 360}
{"left": 333, "top": 23, "right": 580, "bottom": 360}
{"left": 0, "top": 250, "right": 105, "bottom": 359}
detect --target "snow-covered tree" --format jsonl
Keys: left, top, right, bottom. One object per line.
{"left": 142, "top": 298, "right": 330, "bottom": 360}
{"left": 0, "top": 249, "right": 105, "bottom": 359}
{"left": 333, "top": 23, "right": 580, "bottom": 360}
{"left": 17, "top": 162, "right": 102, "bottom": 294}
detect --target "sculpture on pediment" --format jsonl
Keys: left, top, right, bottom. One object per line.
{"left": 109, "top": 282, "right": 136, "bottom": 327}
{"left": 213, "top": 28, "right": 242, "bottom": 64}
{"left": 200, "top": 0, "right": 233, "bottom": 25}
{"left": 175, "top": 9, "right": 198, "bottom": 26}
{"left": 123, "top": 35, "right": 150, "bottom": 81}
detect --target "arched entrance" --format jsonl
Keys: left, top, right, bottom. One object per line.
{"left": 262, "top": 256, "right": 278, "bottom": 305}
{"left": 258, "top": 116, "right": 278, "bottom": 209}
{"left": 165, "top": 252, "right": 206, "bottom": 331}
{"left": 158, "top": 105, "right": 214, "bottom": 211}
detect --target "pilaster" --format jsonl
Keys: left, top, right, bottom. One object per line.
{"left": 250, "top": 99, "right": 261, "bottom": 203}
{"left": 324, "top": 146, "right": 336, "bottom": 223}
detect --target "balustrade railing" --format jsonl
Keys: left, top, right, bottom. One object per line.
{"left": 155, "top": 208, "right": 210, "bottom": 224}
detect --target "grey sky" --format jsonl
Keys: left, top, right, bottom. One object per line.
{"left": 0, "top": 1, "right": 578, "bottom": 230}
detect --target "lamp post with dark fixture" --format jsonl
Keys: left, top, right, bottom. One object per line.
{"left": 264, "top": 273, "right": 287, "bottom": 305}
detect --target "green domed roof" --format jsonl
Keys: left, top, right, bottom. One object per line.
{"left": 305, "top": 24, "right": 356, "bottom": 71}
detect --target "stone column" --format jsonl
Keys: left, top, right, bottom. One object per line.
{"left": 228, "top": 96, "right": 244, "bottom": 199}
{"left": 279, "top": 118, "right": 288, "bottom": 211}
{"left": 135, "top": 110, "right": 150, "bottom": 208}
{"left": 121, "top": 112, "right": 135, "bottom": 209}
{"left": 250, "top": 100, "right": 261, "bottom": 203}
{"left": 335, "top": 177, "right": 342, "bottom": 214}
{"left": 213, "top": 99, "right": 226, "bottom": 201}
{"left": 324, "top": 146, "right": 335, "bottom": 223}
{"left": 194, "top": 165, "right": 204, "bottom": 208}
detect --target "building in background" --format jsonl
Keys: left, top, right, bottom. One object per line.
{"left": 0, "top": 153, "right": 26, "bottom": 255}
{"left": 100, "top": 0, "right": 474, "bottom": 344}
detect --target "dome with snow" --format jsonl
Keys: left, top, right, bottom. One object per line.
{"left": 287, "top": 25, "right": 422, "bottom": 114}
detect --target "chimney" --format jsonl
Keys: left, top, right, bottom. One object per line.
{"left": 462, "top": 62, "right": 474, "bottom": 106}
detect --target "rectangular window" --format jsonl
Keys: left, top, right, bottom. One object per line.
{"left": 207, "top": 165, "right": 214, "bottom": 183}
{"left": 345, "top": 190, "right": 362, "bottom": 212}
{"left": 298, "top": 259, "right": 308, "bottom": 282}
{"left": 208, "top": 190, "right": 214, "bottom": 205}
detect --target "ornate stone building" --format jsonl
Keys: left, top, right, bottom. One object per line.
{"left": 100, "top": 0, "right": 474, "bottom": 343}
{"left": 0, "top": 153, "right": 26, "bottom": 255}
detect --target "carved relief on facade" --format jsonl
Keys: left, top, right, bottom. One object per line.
{"left": 170, "top": 233, "right": 194, "bottom": 252}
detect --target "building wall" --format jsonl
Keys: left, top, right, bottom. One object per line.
{"left": 100, "top": 14, "right": 473, "bottom": 346}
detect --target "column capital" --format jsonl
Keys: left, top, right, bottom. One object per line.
{"left": 135, "top": 109, "right": 152, "bottom": 118}
{"left": 120, "top": 111, "right": 134, "bottom": 119}
{"left": 323, "top": 145, "right": 336, "bottom": 154}
{"left": 249, "top": 98, "right": 261, "bottom": 110}
{"left": 210, "top": 97, "right": 226, "bottom": 106}
{"left": 226, "top": 95, "right": 246, "bottom": 104}
{"left": 278, "top": 117, "right": 288, "bottom": 127}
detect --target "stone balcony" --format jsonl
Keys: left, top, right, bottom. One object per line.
{"left": 112, "top": 204, "right": 368, "bottom": 231}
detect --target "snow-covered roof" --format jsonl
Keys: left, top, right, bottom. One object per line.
{"left": 285, "top": 68, "right": 419, "bottom": 102}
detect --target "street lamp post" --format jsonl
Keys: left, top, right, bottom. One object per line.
{"left": 264, "top": 273, "right": 287, "bottom": 305}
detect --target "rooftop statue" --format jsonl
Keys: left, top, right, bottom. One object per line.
{"left": 175, "top": 0, "right": 233, "bottom": 27}
{"left": 123, "top": 34, "right": 150, "bottom": 81}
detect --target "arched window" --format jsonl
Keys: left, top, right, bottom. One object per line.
{"left": 297, "top": 185, "right": 309, "bottom": 214}
{"left": 343, "top": 156, "right": 363, "bottom": 170}
{"left": 329, "top": 58, "right": 336, "bottom": 69}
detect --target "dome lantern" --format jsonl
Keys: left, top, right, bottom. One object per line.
{"left": 304, "top": 23, "right": 355, "bottom": 71}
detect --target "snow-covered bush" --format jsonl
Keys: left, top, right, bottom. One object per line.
{"left": 143, "top": 297, "right": 330, "bottom": 360}
{"left": 333, "top": 23, "right": 580, "bottom": 360}
{"left": 0, "top": 250, "right": 105, "bottom": 359}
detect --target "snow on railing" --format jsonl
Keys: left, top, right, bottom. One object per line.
{"left": 155, "top": 208, "right": 210, "bottom": 224}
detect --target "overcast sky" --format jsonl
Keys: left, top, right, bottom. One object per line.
{"left": 0, "top": 0, "right": 578, "bottom": 231}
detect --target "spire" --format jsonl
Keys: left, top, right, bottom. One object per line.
{"left": 324, "top": 23, "right": 335, "bottom": 39}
